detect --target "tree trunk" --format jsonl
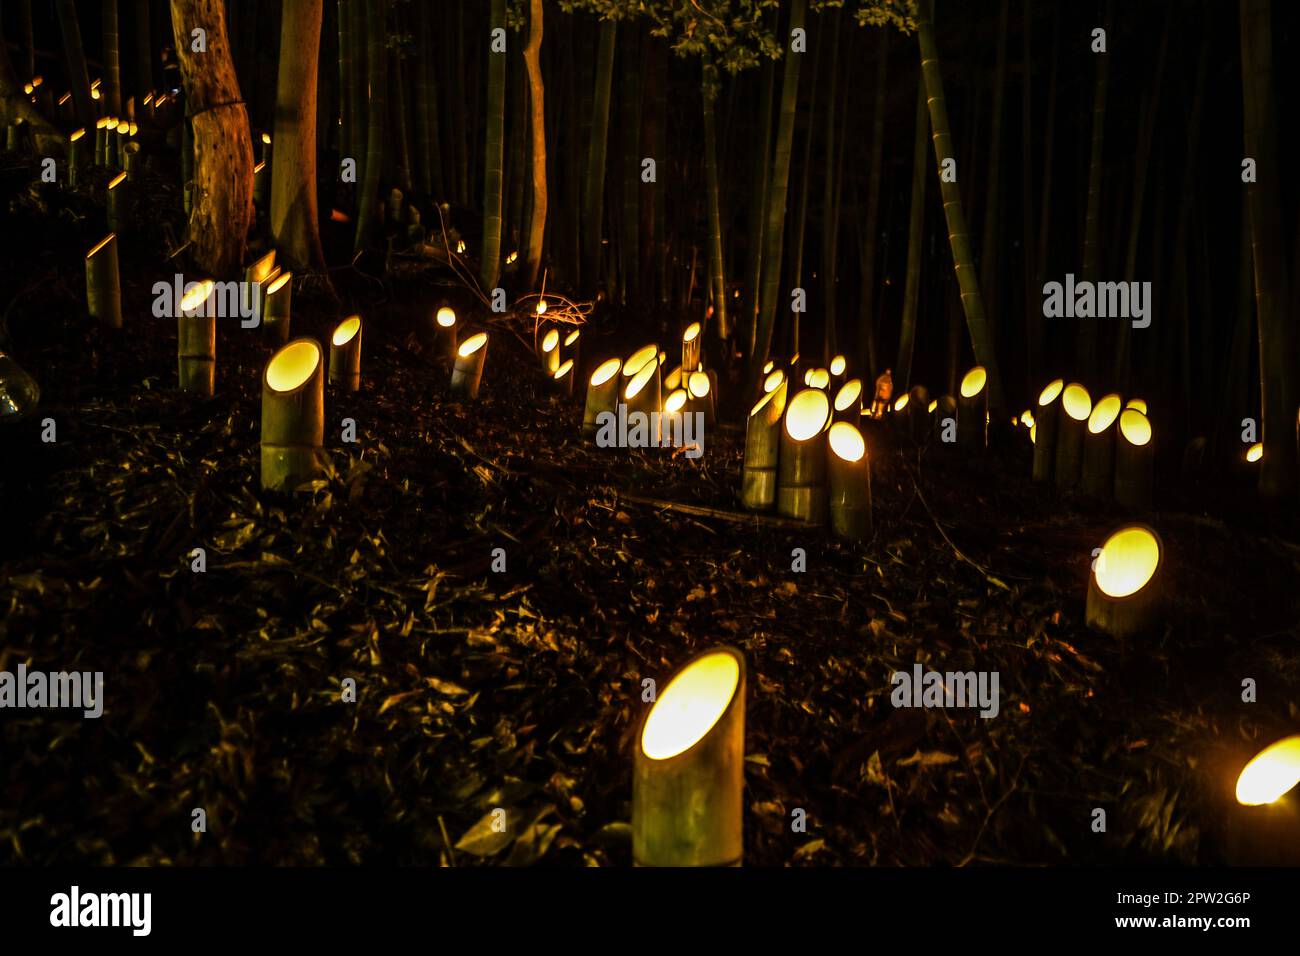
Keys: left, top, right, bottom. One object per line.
{"left": 353, "top": 0, "right": 387, "bottom": 255}
{"left": 581, "top": 19, "right": 616, "bottom": 295}
{"left": 55, "top": 0, "right": 95, "bottom": 131}
{"left": 480, "top": 0, "right": 507, "bottom": 290}
{"left": 271, "top": 0, "right": 326, "bottom": 271}
{"left": 702, "top": 60, "right": 727, "bottom": 343}
{"left": 104, "top": 0, "right": 122, "bottom": 115}
{"left": 857, "top": 30, "right": 888, "bottom": 377}
{"left": 897, "top": 79, "right": 928, "bottom": 389}
{"left": 169, "top": 0, "right": 255, "bottom": 279}
{"left": 521, "top": 0, "right": 547, "bottom": 292}
{"left": 1077, "top": 0, "right": 1112, "bottom": 383}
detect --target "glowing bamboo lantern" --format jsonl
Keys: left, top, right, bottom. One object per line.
{"left": 433, "top": 306, "right": 458, "bottom": 362}
{"left": 830, "top": 354, "right": 847, "bottom": 379}
{"left": 101, "top": 117, "right": 116, "bottom": 167}
{"left": 1053, "top": 383, "right": 1092, "bottom": 491}
{"left": 1244, "top": 442, "right": 1263, "bottom": 464}
{"left": 1085, "top": 524, "right": 1162, "bottom": 638}
{"left": 763, "top": 359, "right": 775, "bottom": 375}
{"left": 68, "top": 129, "right": 87, "bottom": 187}
{"left": 1081, "top": 393, "right": 1123, "bottom": 499}
{"left": 1032, "top": 379, "right": 1064, "bottom": 482}
{"left": 84, "top": 234, "right": 122, "bottom": 330}
{"left": 956, "top": 366, "right": 988, "bottom": 453}
{"left": 682, "top": 322, "right": 701, "bottom": 371}
{"left": 623, "top": 359, "right": 661, "bottom": 439}
{"left": 805, "top": 367, "right": 830, "bottom": 390}
{"left": 58, "top": 92, "right": 73, "bottom": 124}
{"left": 828, "top": 422, "right": 871, "bottom": 542}
{"left": 123, "top": 141, "right": 141, "bottom": 180}
{"left": 622, "top": 344, "right": 658, "bottom": 382}
{"left": 891, "top": 393, "right": 911, "bottom": 436}
{"left": 261, "top": 338, "right": 325, "bottom": 491}
{"left": 563, "top": 328, "right": 581, "bottom": 372}
{"left": 177, "top": 279, "right": 216, "bottom": 394}
{"left": 106, "top": 171, "right": 128, "bottom": 234}
{"left": 253, "top": 160, "right": 269, "bottom": 206}
{"left": 662, "top": 387, "right": 689, "bottom": 442}
{"left": 1237, "top": 737, "right": 1300, "bottom": 807}
{"left": 1125, "top": 398, "right": 1147, "bottom": 414}
{"left": 1114, "top": 409, "right": 1154, "bottom": 509}
{"left": 245, "top": 250, "right": 278, "bottom": 288}
{"left": 329, "top": 315, "right": 362, "bottom": 391}
{"left": 664, "top": 364, "right": 684, "bottom": 393}
{"left": 634, "top": 647, "right": 745, "bottom": 867}
{"left": 94, "top": 117, "right": 109, "bottom": 165}
{"left": 777, "top": 388, "right": 831, "bottom": 524}
{"left": 450, "top": 332, "right": 488, "bottom": 399}
{"left": 540, "top": 328, "right": 561, "bottom": 376}
{"left": 582, "top": 358, "right": 622, "bottom": 439}
{"left": 552, "top": 358, "right": 575, "bottom": 397}
{"left": 933, "top": 394, "right": 956, "bottom": 441}
{"left": 687, "top": 370, "right": 715, "bottom": 427}
{"left": 115, "top": 123, "right": 129, "bottom": 170}
{"left": 833, "top": 378, "right": 862, "bottom": 423}
{"left": 263, "top": 271, "right": 293, "bottom": 344}
{"left": 260, "top": 131, "right": 272, "bottom": 166}
{"left": 1222, "top": 735, "right": 1300, "bottom": 865}
{"left": 741, "top": 385, "right": 787, "bottom": 511}
{"left": 763, "top": 368, "right": 786, "bottom": 395}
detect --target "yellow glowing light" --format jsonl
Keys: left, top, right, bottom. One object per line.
{"left": 1236, "top": 736, "right": 1300, "bottom": 806}
{"left": 458, "top": 332, "right": 488, "bottom": 357}
{"left": 436, "top": 307, "right": 456, "bottom": 328}
{"left": 763, "top": 360, "right": 775, "bottom": 375}
{"left": 641, "top": 652, "right": 740, "bottom": 761}
{"left": 590, "top": 358, "right": 621, "bottom": 387}
{"left": 785, "top": 388, "right": 830, "bottom": 442}
{"left": 1038, "top": 379, "right": 1064, "bottom": 406}
{"left": 1021, "top": 409, "right": 1035, "bottom": 429}
{"left": 506, "top": 250, "right": 518, "bottom": 264}
{"left": 625, "top": 359, "right": 657, "bottom": 401}
{"left": 542, "top": 329, "right": 559, "bottom": 353}
{"left": 751, "top": 388, "right": 777, "bottom": 418}
{"left": 764, "top": 370, "right": 785, "bottom": 394}
{"left": 266, "top": 340, "right": 320, "bottom": 392}
{"left": 91, "top": 88, "right": 101, "bottom": 100}
{"left": 565, "top": 329, "right": 581, "bottom": 347}
{"left": 128, "top": 122, "right": 138, "bottom": 136}
{"left": 928, "top": 399, "right": 938, "bottom": 413}
{"left": 1030, "top": 423, "right": 1037, "bottom": 444}
{"left": 262, "top": 132, "right": 271, "bottom": 145}
{"left": 536, "top": 298, "right": 548, "bottom": 315}
{"left": 266, "top": 272, "right": 292, "bottom": 296}
{"left": 664, "top": 389, "right": 688, "bottom": 414}
{"left": 95, "top": 117, "right": 109, "bottom": 130}
{"left": 623, "top": 344, "right": 658, "bottom": 378}
{"left": 1062, "top": 383, "right": 1092, "bottom": 421}
{"left": 893, "top": 394, "right": 910, "bottom": 412}
{"left": 59, "top": 93, "right": 72, "bottom": 106}
{"left": 1246, "top": 442, "right": 1263, "bottom": 463}
{"left": 143, "top": 93, "right": 153, "bottom": 106}
{"left": 70, "top": 128, "right": 85, "bottom": 142}
{"left": 683, "top": 322, "right": 700, "bottom": 344}
{"left": 1087, "top": 393, "right": 1122, "bottom": 434}
{"left": 554, "top": 359, "right": 573, "bottom": 380}
{"left": 829, "top": 422, "right": 865, "bottom": 462}
{"left": 834, "top": 379, "right": 862, "bottom": 411}
{"left": 658, "top": 351, "right": 667, "bottom": 366}
{"left": 108, "top": 171, "right": 126, "bottom": 190}
{"left": 254, "top": 160, "right": 266, "bottom": 174}
{"left": 960, "top": 366, "right": 987, "bottom": 399}
{"left": 806, "top": 368, "right": 829, "bottom": 389}
{"left": 830, "top": 355, "right": 847, "bottom": 376}
{"left": 1126, "top": 398, "right": 1147, "bottom": 414}
{"left": 1093, "top": 526, "right": 1160, "bottom": 599}
{"left": 23, "top": 83, "right": 32, "bottom": 95}
{"left": 332, "top": 315, "right": 361, "bottom": 346}
{"left": 688, "top": 371, "right": 710, "bottom": 398}
{"left": 86, "top": 234, "right": 115, "bottom": 258}
{"left": 1119, "top": 409, "right": 1152, "bottom": 446}
{"left": 179, "top": 279, "right": 215, "bottom": 314}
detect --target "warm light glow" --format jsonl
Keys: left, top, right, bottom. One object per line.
{"left": 623, "top": 344, "right": 658, "bottom": 377}
{"left": 688, "top": 371, "right": 710, "bottom": 398}
{"left": 785, "top": 389, "right": 830, "bottom": 442}
{"left": 683, "top": 322, "right": 700, "bottom": 343}
{"left": 332, "top": 315, "right": 361, "bottom": 346}
{"left": 536, "top": 299, "right": 548, "bottom": 315}
{"left": 658, "top": 351, "right": 667, "bottom": 366}
{"left": 266, "top": 272, "right": 292, "bottom": 296}
{"left": 91, "top": 88, "right": 101, "bottom": 100}
{"left": 763, "top": 360, "right": 775, "bottom": 375}
{"left": 764, "top": 370, "right": 785, "bottom": 394}
{"left": 1236, "top": 736, "right": 1300, "bottom": 806}
{"left": 640, "top": 652, "right": 740, "bottom": 761}
{"left": 506, "top": 251, "right": 518, "bottom": 264}
{"left": 542, "top": 329, "right": 559, "bottom": 353}
{"left": 436, "top": 306, "right": 457, "bottom": 328}
{"left": 458, "top": 332, "right": 488, "bottom": 357}
{"left": 1093, "top": 526, "right": 1160, "bottom": 599}
{"left": 1126, "top": 398, "right": 1148, "bottom": 414}
{"left": 1021, "top": 409, "right": 1035, "bottom": 429}
{"left": 262, "top": 132, "right": 271, "bottom": 145}
{"left": 554, "top": 359, "right": 573, "bottom": 380}
{"left": 266, "top": 340, "right": 320, "bottom": 392}
{"left": 457, "top": 240, "right": 467, "bottom": 254}
{"left": 70, "top": 128, "right": 85, "bottom": 142}
{"left": 893, "top": 394, "right": 910, "bottom": 412}
{"left": 254, "top": 161, "right": 266, "bottom": 174}
{"left": 1030, "top": 423, "right": 1037, "bottom": 444}
{"left": 830, "top": 355, "right": 847, "bottom": 376}
{"left": 960, "top": 366, "right": 987, "bottom": 399}
{"left": 834, "top": 379, "right": 862, "bottom": 411}
{"left": 96, "top": 117, "right": 109, "bottom": 130}
{"left": 128, "top": 122, "right": 138, "bottom": 136}
{"left": 1119, "top": 409, "right": 1152, "bottom": 446}
{"left": 928, "top": 399, "right": 938, "bottom": 413}
{"left": 625, "top": 360, "right": 657, "bottom": 401}
{"left": 1062, "top": 384, "right": 1092, "bottom": 421}
{"left": 86, "top": 234, "right": 115, "bottom": 258}
{"left": 1038, "top": 379, "right": 1064, "bottom": 406}
{"left": 829, "top": 422, "right": 865, "bottom": 462}
{"left": 664, "top": 389, "right": 688, "bottom": 414}
{"left": 179, "top": 279, "right": 215, "bottom": 314}
{"left": 565, "top": 329, "right": 581, "bottom": 347}
{"left": 23, "top": 83, "right": 32, "bottom": 95}
{"left": 1246, "top": 442, "right": 1263, "bottom": 463}
{"left": 591, "top": 358, "right": 621, "bottom": 387}
{"left": 108, "top": 171, "right": 127, "bottom": 190}
{"left": 807, "top": 368, "right": 830, "bottom": 390}
{"left": 1087, "top": 393, "right": 1123, "bottom": 434}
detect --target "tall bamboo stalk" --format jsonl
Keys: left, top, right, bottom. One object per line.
{"left": 271, "top": 0, "right": 326, "bottom": 271}
{"left": 353, "top": 0, "right": 387, "bottom": 255}
{"left": 619, "top": 23, "right": 641, "bottom": 306}
{"left": 897, "top": 79, "right": 928, "bottom": 389}
{"left": 480, "top": 0, "right": 507, "bottom": 290}
{"left": 702, "top": 59, "right": 727, "bottom": 342}
{"left": 978, "top": 0, "right": 1008, "bottom": 328}
{"left": 743, "top": 55, "right": 775, "bottom": 359}
{"left": 820, "top": 9, "right": 843, "bottom": 360}
{"left": 134, "top": 0, "right": 152, "bottom": 104}
{"left": 1020, "top": 0, "right": 1037, "bottom": 390}
{"left": 857, "top": 31, "right": 888, "bottom": 377}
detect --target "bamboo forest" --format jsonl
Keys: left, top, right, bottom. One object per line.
{"left": 1, "top": 0, "right": 1299, "bottom": 922}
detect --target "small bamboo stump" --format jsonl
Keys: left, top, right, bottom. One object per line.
{"left": 177, "top": 280, "right": 216, "bottom": 395}
{"left": 329, "top": 315, "right": 362, "bottom": 391}
{"left": 562, "top": 329, "right": 581, "bottom": 375}
{"left": 540, "top": 327, "right": 561, "bottom": 376}
{"left": 1085, "top": 524, "right": 1163, "bottom": 638}
{"left": 1032, "top": 380, "right": 1064, "bottom": 482}
{"left": 741, "top": 384, "right": 787, "bottom": 511}
{"left": 263, "top": 272, "right": 293, "bottom": 345}
{"left": 107, "top": 172, "right": 129, "bottom": 234}
{"left": 582, "top": 358, "right": 623, "bottom": 440}
{"left": 623, "top": 361, "right": 662, "bottom": 443}
{"left": 85, "top": 234, "right": 122, "bottom": 330}
{"left": 1054, "top": 383, "right": 1092, "bottom": 491}
{"left": 686, "top": 370, "right": 715, "bottom": 428}
{"left": 682, "top": 321, "right": 702, "bottom": 372}
{"left": 956, "top": 366, "right": 988, "bottom": 453}
{"left": 94, "top": 119, "right": 109, "bottom": 166}
{"left": 433, "top": 307, "right": 459, "bottom": 364}
{"left": 552, "top": 359, "right": 575, "bottom": 397}
{"left": 122, "top": 141, "right": 142, "bottom": 181}
{"left": 1081, "top": 394, "right": 1123, "bottom": 499}
{"left": 777, "top": 388, "right": 830, "bottom": 524}
{"left": 633, "top": 647, "right": 745, "bottom": 867}
{"left": 1114, "top": 409, "right": 1155, "bottom": 510}
{"left": 828, "top": 422, "right": 872, "bottom": 542}
{"left": 450, "top": 332, "right": 488, "bottom": 399}
{"left": 1221, "top": 737, "right": 1300, "bottom": 866}
{"left": 261, "top": 338, "right": 325, "bottom": 491}
{"left": 68, "top": 129, "right": 87, "bottom": 187}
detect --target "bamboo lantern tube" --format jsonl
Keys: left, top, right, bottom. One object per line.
{"left": 622, "top": 344, "right": 659, "bottom": 383}
{"left": 261, "top": 339, "right": 325, "bottom": 491}
{"left": 552, "top": 358, "right": 575, "bottom": 397}
{"left": 260, "top": 131, "right": 272, "bottom": 166}
{"left": 1032, "top": 379, "right": 1064, "bottom": 481}
{"left": 763, "top": 368, "right": 786, "bottom": 396}
{"left": 563, "top": 328, "right": 581, "bottom": 373}
{"left": 682, "top": 321, "right": 702, "bottom": 372}
{"left": 540, "top": 328, "right": 561, "bottom": 376}
{"left": 1053, "top": 383, "right": 1092, "bottom": 491}
{"left": 177, "top": 280, "right": 216, "bottom": 394}
{"left": 908, "top": 385, "right": 931, "bottom": 444}
{"left": 891, "top": 393, "right": 911, "bottom": 436}
{"left": 329, "top": 315, "right": 363, "bottom": 391}
{"left": 833, "top": 378, "right": 862, "bottom": 423}
{"left": 123, "top": 141, "right": 141, "bottom": 180}
{"left": 830, "top": 354, "right": 847, "bottom": 380}
{"left": 106, "top": 172, "right": 128, "bottom": 234}
{"left": 633, "top": 647, "right": 745, "bottom": 867}
{"left": 763, "top": 359, "right": 776, "bottom": 375}
{"left": 805, "top": 367, "right": 830, "bottom": 390}
{"left": 433, "top": 306, "right": 458, "bottom": 363}
{"left": 245, "top": 250, "right": 278, "bottom": 288}
{"left": 687, "top": 370, "right": 715, "bottom": 427}
{"left": 68, "top": 129, "right": 87, "bottom": 187}
{"left": 85, "top": 234, "right": 122, "bottom": 330}
{"left": 956, "top": 365, "right": 989, "bottom": 452}
{"left": 662, "top": 388, "right": 689, "bottom": 445}
{"left": 1085, "top": 524, "right": 1163, "bottom": 638}
{"left": 933, "top": 394, "right": 956, "bottom": 440}
{"left": 1114, "top": 409, "right": 1155, "bottom": 510}
{"left": 450, "top": 332, "right": 488, "bottom": 399}
{"left": 623, "top": 359, "right": 662, "bottom": 441}
{"left": 253, "top": 161, "right": 269, "bottom": 207}
{"left": 94, "top": 118, "right": 109, "bottom": 164}
{"left": 115, "top": 124, "right": 129, "bottom": 170}
{"left": 777, "top": 388, "right": 831, "bottom": 524}
{"left": 741, "top": 386, "right": 787, "bottom": 511}
{"left": 1223, "top": 735, "right": 1300, "bottom": 866}
{"left": 1125, "top": 397, "right": 1147, "bottom": 414}
{"left": 583, "top": 358, "right": 623, "bottom": 439}
{"left": 664, "top": 364, "right": 684, "bottom": 393}
{"left": 828, "top": 422, "right": 872, "bottom": 542}
{"left": 263, "top": 272, "right": 293, "bottom": 345}
{"left": 1081, "top": 393, "right": 1123, "bottom": 499}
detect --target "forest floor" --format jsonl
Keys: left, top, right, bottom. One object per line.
{"left": 3, "top": 151, "right": 1300, "bottom": 866}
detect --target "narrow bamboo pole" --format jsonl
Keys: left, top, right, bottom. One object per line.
{"left": 107, "top": 171, "right": 128, "bottom": 234}
{"left": 1081, "top": 393, "right": 1122, "bottom": 499}
{"left": 956, "top": 366, "right": 988, "bottom": 453}
{"left": 263, "top": 272, "right": 292, "bottom": 344}
{"left": 68, "top": 128, "right": 87, "bottom": 187}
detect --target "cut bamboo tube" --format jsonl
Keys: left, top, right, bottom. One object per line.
{"left": 828, "top": 422, "right": 872, "bottom": 542}
{"left": 661, "top": 388, "right": 689, "bottom": 448}
{"left": 1081, "top": 393, "right": 1122, "bottom": 499}
{"left": 253, "top": 160, "right": 268, "bottom": 207}
{"left": 1032, "top": 379, "right": 1064, "bottom": 481}
{"left": 623, "top": 359, "right": 662, "bottom": 442}
{"left": 664, "top": 364, "right": 684, "bottom": 393}
{"left": 84, "top": 234, "right": 122, "bottom": 330}
{"left": 956, "top": 365, "right": 988, "bottom": 452}
{"left": 263, "top": 272, "right": 293, "bottom": 344}
{"left": 552, "top": 358, "right": 575, "bottom": 397}
{"left": 122, "top": 141, "right": 141, "bottom": 180}
{"left": 833, "top": 378, "right": 862, "bottom": 423}
{"left": 583, "top": 358, "right": 623, "bottom": 439}
{"left": 633, "top": 647, "right": 745, "bottom": 867}
{"left": 686, "top": 370, "right": 715, "bottom": 427}
{"left": 742, "top": 381, "right": 787, "bottom": 511}
{"left": 68, "top": 128, "right": 86, "bottom": 187}
{"left": 450, "top": 331, "right": 488, "bottom": 399}
{"left": 908, "top": 385, "right": 931, "bottom": 444}
{"left": 1114, "top": 409, "right": 1154, "bottom": 510}
{"left": 540, "top": 327, "right": 561, "bottom": 376}
{"left": 563, "top": 328, "right": 581, "bottom": 374}
{"left": 891, "top": 393, "right": 911, "bottom": 436}
{"left": 1085, "top": 524, "right": 1163, "bottom": 638}
{"left": 1054, "top": 383, "right": 1091, "bottom": 491}
{"left": 682, "top": 321, "right": 702, "bottom": 372}
{"left": 622, "top": 344, "right": 659, "bottom": 382}
{"left": 115, "top": 124, "right": 129, "bottom": 171}
{"left": 777, "top": 388, "right": 830, "bottom": 524}
{"left": 329, "top": 315, "right": 362, "bottom": 391}
{"left": 433, "top": 306, "right": 458, "bottom": 363}
{"left": 177, "top": 279, "right": 216, "bottom": 394}
{"left": 261, "top": 338, "right": 325, "bottom": 491}
{"left": 829, "top": 354, "right": 847, "bottom": 379}
{"left": 94, "top": 117, "right": 109, "bottom": 165}
{"left": 107, "top": 171, "right": 128, "bottom": 234}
